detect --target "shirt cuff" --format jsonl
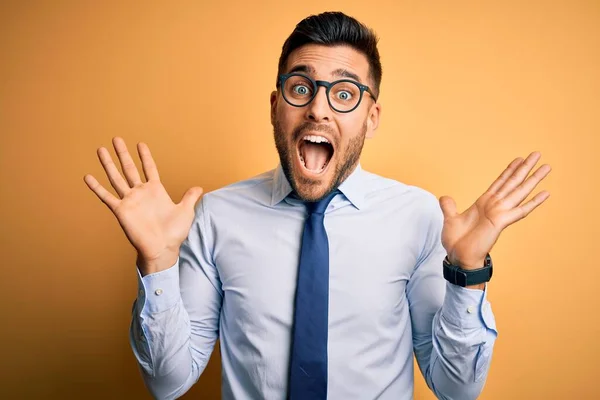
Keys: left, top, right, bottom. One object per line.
{"left": 136, "top": 256, "right": 181, "bottom": 314}
{"left": 441, "top": 281, "right": 497, "bottom": 333}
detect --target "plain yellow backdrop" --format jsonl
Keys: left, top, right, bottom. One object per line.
{"left": 1, "top": 1, "right": 598, "bottom": 399}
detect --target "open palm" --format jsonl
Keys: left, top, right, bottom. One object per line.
{"left": 439, "top": 152, "right": 551, "bottom": 270}
{"left": 83, "top": 137, "right": 203, "bottom": 273}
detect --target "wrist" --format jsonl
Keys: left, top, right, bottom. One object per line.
{"left": 137, "top": 250, "right": 179, "bottom": 276}
{"left": 448, "top": 257, "right": 486, "bottom": 271}
{"left": 465, "top": 283, "right": 486, "bottom": 290}
{"left": 443, "top": 254, "right": 493, "bottom": 288}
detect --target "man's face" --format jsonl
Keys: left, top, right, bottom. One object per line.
{"left": 270, "top": 44, "right": 381, "bottom": 202}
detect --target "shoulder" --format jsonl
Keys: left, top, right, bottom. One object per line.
{"left": 196, "top": 168, "right": 276, "bottom": 215}
{"left": 361, "top": 169, "right": 440, "bottom": 214}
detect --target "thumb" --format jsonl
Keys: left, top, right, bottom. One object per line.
{"left": 180, "top": 186, "right": 204, "bottom": 209}
{"left": 438, "top": 195, "right": 457, "bottom": 219}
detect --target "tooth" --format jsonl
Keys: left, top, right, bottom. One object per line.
{"left": 302, "top": 135, "right": 331, "bottom": 144}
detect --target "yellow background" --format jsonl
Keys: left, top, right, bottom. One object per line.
{"left": 1, "top": 1, "right": 598, "bottom": 399}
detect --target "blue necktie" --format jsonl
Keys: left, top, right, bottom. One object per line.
{"left": 289, "top": 190, "right": 339, "bottom": 400}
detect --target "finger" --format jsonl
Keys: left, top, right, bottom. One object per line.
{"left": 503, "top": 164, "right": 552, "bottom": 208}
{"left": 486, "top": 157, "right": 524, "bottom": 194}
{"left": 112, "top": 137, "right": 143, "bottom": 187}
{"left": 179, "top": 186, "right": 204, "bottom": 209}
{"left": 97, "top": 147, "right": 130, "bottom": 198}
{"left": 495, "top": 151, "right": 542, "bottom": 199}
{"left": 439, "top": 195, "right": 458, "bottom": 219}
{"left": 83, "top": 174, "right": 120, "bottom": 210}
{"left": 138, "top": 142, "right": 160, "bottom": 182}
{"left": 503, "top": 190, "right": 550, "bottom": 226}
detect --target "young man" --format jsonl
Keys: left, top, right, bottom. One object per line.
{"left": 84, "top": 11, "right": 551, "bottom": 400}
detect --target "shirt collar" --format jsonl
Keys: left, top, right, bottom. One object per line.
{"left": 337, "top": 163, "right": 367, "bottom": 210}
{"left": 271, "top": 163, "right": 367, "bottom": 210}
{"left": 271, "top": 164, "right": 294, "bottom": 206}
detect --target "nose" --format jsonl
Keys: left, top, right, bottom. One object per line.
{"left": 305, "top": 86, "right": 331, "bottom": 122}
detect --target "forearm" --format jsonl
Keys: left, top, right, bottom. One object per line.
{"left": 130, "top": 259, "right": 216, "bottom": 400}
{"left": 426, "top": 282, "right": 498, "bottom": 400}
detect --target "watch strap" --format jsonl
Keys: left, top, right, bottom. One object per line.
{"left": 443, "top": 254, "right": 493, "bottom": 287}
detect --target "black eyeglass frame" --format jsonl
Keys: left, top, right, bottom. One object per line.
{"left": 277, "top": 73, "right": 377, "bottom": 113}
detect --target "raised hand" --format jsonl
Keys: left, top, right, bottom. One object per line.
{"left": 439, "top": 151, "right": 551, "bottom": 273}
{"left": 83, "top": 137, "right": 203, "bottom": 275}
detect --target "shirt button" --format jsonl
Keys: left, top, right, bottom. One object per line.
{"left": 467, "top": 306, "right": 475, "bottom": 314}
{"left": 155, "top": 289, "right": 163, "bottom": 296}
{"left": 139, "top": 290, "right": 144, "bottom": 296}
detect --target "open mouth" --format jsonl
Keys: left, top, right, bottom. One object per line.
{"left": 297, "top": 134, "right": 334, "bottom": 175}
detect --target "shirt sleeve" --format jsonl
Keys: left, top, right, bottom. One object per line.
{"left": 129, "top": 196, "right": 223, "bottom": 400}
{"left": 407, "top": 193, "right": 498, "bottom": 400}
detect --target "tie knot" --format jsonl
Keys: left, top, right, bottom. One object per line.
{"left": 306, "top": 190, "right": 339, "bottom": 215}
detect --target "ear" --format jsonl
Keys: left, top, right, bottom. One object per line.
{"left": 270, "top": 90, "right": 278, "bottom": 126}
{"left": 365, "top": 102, "right": 381, "bottom": 139}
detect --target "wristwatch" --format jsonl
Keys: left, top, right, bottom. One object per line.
{"left": 443, "top": 254, "right": 493, "bottom": 287}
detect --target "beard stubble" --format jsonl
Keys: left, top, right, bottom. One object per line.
{"left": 273, "top": 118, "right": 368, "bottom": 202}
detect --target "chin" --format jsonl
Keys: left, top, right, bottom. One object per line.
{"left": 288, "top": 132, "right": 338, "bottom": 200}
{"left": 273, "top": 119, "right": 363, "bottom": 202}
{"left": 288, "top": 159, "right": 338, "bottom": 202}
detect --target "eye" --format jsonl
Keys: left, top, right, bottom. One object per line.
{"left": 336, "top": 90, "right": 353, "bottom": 101}
{"left": 293, "top": 85, "right": 311, "bottom": 96}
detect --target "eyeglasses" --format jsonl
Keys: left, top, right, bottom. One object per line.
{"left": 277, "top": 73, "right": 377, "bottom": 113}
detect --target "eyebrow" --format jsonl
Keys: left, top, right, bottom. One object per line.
{"left": 287, "top": 65, "right": 363, "bottom": 83}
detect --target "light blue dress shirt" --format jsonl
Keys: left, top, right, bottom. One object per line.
{"left": 130, "top": 163, "right": 498, "bottom": 400}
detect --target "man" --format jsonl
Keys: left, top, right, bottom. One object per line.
{"left": 84, "top": 11, "right": 551, "bottom": 400}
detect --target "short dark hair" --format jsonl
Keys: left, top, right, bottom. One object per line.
{"left": 277, "top": 11, "right": 382, "bottom": 98}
